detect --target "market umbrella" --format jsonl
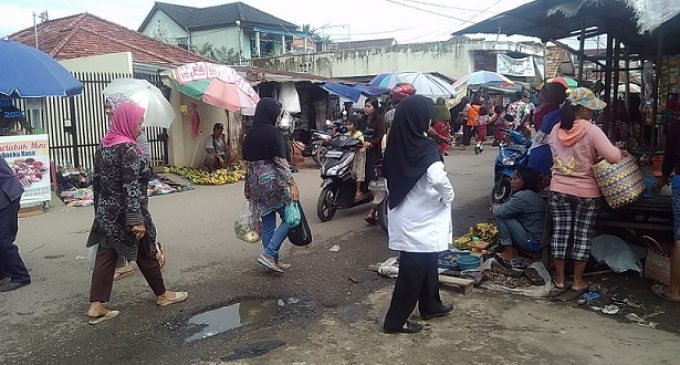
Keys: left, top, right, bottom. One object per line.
{"left": 371, "top": 72, "right": 458, "bottom": 100}
{"left": 618, "top": 83, "right": 641, "bottom": 93}
{"left": 321, "top": 82, "right": 388, "bottom": 102}
{"left": 452, "top": 70, "right": 513, "bottom": 88}
{"left": 169, "top": 62, "right": 259, "bottom": 115}
{"left": 369, "top": 73, "right": 404, "bottom": 89}
{"left": 102, "top": 78, "right": 176, "bottom": 128}
{"left": 0, "top": 39, "right": 83, "bottom": 97}
{"left": 549, "top": 76, "right": 578, "bottom": 88}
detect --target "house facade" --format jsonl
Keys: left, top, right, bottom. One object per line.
{"left": 138, "top": 1, "right": 309, "bottom": 61}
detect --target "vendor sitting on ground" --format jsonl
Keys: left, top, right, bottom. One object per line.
{"left": 493, "top": 167, "right": 545, "bottom": 268}
{"left": 204, "top": 123, "right": 231, "bottom": 172}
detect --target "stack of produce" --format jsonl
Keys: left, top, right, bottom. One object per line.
{"left": 453, "top": 222, "right": 499, "bottom": 251}
{"left": 167, "top": 164, "right": 246, "bottom": 185}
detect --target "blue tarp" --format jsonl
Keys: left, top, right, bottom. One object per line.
{"left": 322, "top": 83, "right": 388, "bottom": 102}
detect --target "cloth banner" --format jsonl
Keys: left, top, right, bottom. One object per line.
{"left": 0, "top": 134, "right": 51, "bottom": 204}
{"left": 497, "top": 54, "right": 536, "bottom": 77}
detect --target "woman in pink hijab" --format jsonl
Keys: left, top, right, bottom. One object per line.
{"left": 86, "top": 103, "right": 188, "bottom": 325}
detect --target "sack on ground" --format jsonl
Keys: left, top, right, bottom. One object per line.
{"left": 287, "top": 202, "right": 312, "bottom": 246}
{"left": 235, "top": 201, "right": 261, "bottom": 243}
{"left": 285, "top": 202, "right": 301, "bottom": 228}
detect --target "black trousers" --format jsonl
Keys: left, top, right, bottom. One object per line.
{"left": 0, "top": 199, "right": 31, "bottom": 284}
{"left": 89, "top": 235, "right": 165, "bottom": 302}
{"left": 462, "top": 125, "right": 473, "bottom": 146}
{"left": 384, "top": 251, "right": 442, "bottom": 331}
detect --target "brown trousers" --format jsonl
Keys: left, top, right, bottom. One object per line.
{"left": 89, "top": 235, "right": 165, "bottom": 302}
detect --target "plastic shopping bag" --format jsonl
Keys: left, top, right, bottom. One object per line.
{"left": 234, "top": 201, "right": 261, "bottom": 243}
{"left": 285, "top": 202, "right": 301, "bottom": 228}
{"left": 287, "top": 202, "right": 312, "bottom": 246}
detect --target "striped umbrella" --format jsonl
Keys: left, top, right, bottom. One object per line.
{"left": 369, "top": 73, "right": 404, "bottom": 89}
{"left": 169, "top": 62, "right": 260, "bottom": 115}
{"left": 549, "top": 76, "right": 578, "bottom": 88}
{"left": 452, "top": 71, "right": 513, "bottom": 88}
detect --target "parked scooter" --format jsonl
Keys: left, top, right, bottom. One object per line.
{"left": 491, "top": 129, "right": 532, "bottom": 205}
{"left": 303, "top": 119, "right": 345, "bottom": 167}
{"left": 368, "top": 158, "right": 388, "bottom": 233}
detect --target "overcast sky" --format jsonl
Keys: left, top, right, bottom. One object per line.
{"left": 1, "top": 0, "right": 604, "bottom": 48}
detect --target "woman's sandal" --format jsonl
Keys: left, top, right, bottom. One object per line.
{"left": 384, "top": 321, "right": 423, "bottom": 334}
{"left": 651, "top": 284, "right": 680, "bottom": 302}
{"left": 156, "top": 291, "right": 189, "bottom": 306}
{"left": 113, "top": 267, "right": 135, "bottom": 281}
{"left": 87, "top": 310, "right": 120, "bottom": 325}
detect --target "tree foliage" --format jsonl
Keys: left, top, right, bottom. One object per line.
{"left": 192, "top": 42, "right": 241, "bottom": 65}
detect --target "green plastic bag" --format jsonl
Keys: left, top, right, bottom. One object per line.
{"left": 285, "top": 202, "right": 301, "bottom": 228}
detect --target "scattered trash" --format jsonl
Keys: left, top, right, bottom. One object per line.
{"left": 75, "top": 256, "right": 87, "bottom": 260}
{"left": 287, "top": 297, "right": 300, "bottom": 305}
{"left": 559, "top": 330, "right": 568, "bottom": 334}
{"left": 277, "top": 299, "right": 285, "bottom": 307}
{"left": 590, "top": 306, "right": 603, "bottom": 312}
{"left": 378, "top": 257, "right": 399, "bottom": 278}
{"left": 602, "top": 304, "right": 620, "bottom": 315}
{"left": 329, "top": 245, "right": 340, "bottom": 252}
{"left": 578, "top": 292, "right": 601, "bottom": 305}
{"left": 624, "top": 313, "right": 658, "bottom": 328}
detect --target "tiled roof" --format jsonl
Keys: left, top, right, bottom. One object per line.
{"left": 139, "top": 1, "right": 298, "bottom": 32}
{"left": 331, "top": 38, "right": 397, "bottom": 51}
{"left": 8, "top": 13, "right": 209, "bottom": 67}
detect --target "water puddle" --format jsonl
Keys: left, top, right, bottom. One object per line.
{"left": 220, "top": 340, "right": 286, "bottom": 361}
{"left": 184, "top": 299, "right": 281, "bottom": 343}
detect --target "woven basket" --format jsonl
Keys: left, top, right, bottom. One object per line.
{"left": 593, "top": 155, "right": 645, "bottom": 209}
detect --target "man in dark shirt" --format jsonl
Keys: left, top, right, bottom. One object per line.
{"left": 0, "top": 156, "right": 31, "bottom": 291}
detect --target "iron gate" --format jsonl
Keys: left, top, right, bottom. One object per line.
{"left": 24, "top": 71, "right": 170, "bottom": 170}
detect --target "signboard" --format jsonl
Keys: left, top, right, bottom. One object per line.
{"left": 0, "top": 134, "right": 51, "bottom": 204}
{"left": 497, "top": 53, "right": 536, "bottom": 77}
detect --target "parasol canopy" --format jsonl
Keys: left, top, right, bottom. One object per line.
{"left": 102, "top": 78, "right": 176, "bottom": 128}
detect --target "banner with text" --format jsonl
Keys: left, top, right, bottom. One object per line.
{"left": 497, "top": 53, "right": 536, "bottom": 77}
{"left": 0, "top": 134, "right": 51, "bottom": 204}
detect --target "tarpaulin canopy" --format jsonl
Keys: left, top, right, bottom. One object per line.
{"left": 321, "top": 82, "right": 388, "bottom": 102}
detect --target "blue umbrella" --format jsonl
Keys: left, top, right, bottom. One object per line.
{"left": 322, "top": 83, "right": 388, "bottom": 102}
{"left": 0, "top": 40, "right": 83, "bottom": 97}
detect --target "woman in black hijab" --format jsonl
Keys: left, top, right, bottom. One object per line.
{"left": 382, "top": 95, "right": 455, "bottom": 334}
{"left": 243, "top": 98, "right": 300, "bottom": 273}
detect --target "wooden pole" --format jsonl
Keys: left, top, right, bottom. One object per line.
{"left": 652, "top": 28, "right": 664, "bottom": 146}
{"left": 624, "top": 47, "right": 631, "bottom": 116}
{"left": 577, "top": 27, "right": 586, "bottom": 85}
{"left": 610, "top": 40, "right": 621, "bottom": 138}
{"left": 604, "top": 36, "right": 614, "bottom": 107}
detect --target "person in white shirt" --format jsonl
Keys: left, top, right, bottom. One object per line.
{"left": 382, "top": 95, "right": 455, "bottom": 334}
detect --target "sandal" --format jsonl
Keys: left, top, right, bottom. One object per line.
{"left": 651, "top": 284, "right": 680, "bottom": 302}
{"left": 156, "top": 291, "right": 189, "bottom": 306}
{"left": 113, "top": 268, "right": 135, "bottom": 281}
{"left": 88, "top": 310, "right": 120, "bottom": 325}
{"left": 552, "top": 279, "right": 566, "bottom": 290}
{"left": 384, "top": 321, "right": 423, "bottom": 334}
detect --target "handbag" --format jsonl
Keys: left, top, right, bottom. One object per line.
{"left": 287, "top": 201, "right": 312, "bottom": 246}
{"left": 592, "top": 155, "right": 645, "bottom": 209}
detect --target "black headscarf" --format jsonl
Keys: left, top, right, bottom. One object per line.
{"left": 243, "top": 97, "right": 285, "bottom": 161}
{"left": 383, "top": 95, "right": 441, "bottom": 209}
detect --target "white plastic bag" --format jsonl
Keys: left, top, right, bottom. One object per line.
{"left": 234, "top": 201, "right": 261, "bottom": 243}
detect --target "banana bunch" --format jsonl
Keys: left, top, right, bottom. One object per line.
{"left": 474, "top": 222, "right": 499, "bottom": 243}
{"left": 167, "top": 165, "right": 246, "bottom": 185}
{"left": 453, "top": 227, "right": 475, "bottom": 250}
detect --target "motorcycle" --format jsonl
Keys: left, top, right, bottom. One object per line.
{"left": 304, "top": 120, "right": 344, "bottom": 167}
{"left": 279, "top": 112, "right": 306, "bottom": 166}
{"left": 368, "top": 158, "right": 388, "bottom": 233}
{"left": 317, "top": 128, "right": 389, "bottom": 224}
{"left": 491, "top": 129, "right": 532, "bottom": 205}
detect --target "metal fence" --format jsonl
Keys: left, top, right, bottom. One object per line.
{"left": 17, "top": 71, "right": 169, "bottom": 170}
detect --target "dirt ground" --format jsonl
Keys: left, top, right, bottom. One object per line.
{"left": 1, "top": 150, "right": 678, "bottom": 365}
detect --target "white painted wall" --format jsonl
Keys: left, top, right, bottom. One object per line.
{"left": 253, "top": 40, "right": 544, "bottom": 80}
{"left": 59, "top": 52, "right": 133, "bottom": 73}
{"left": 140, "top": 10, "right": 189, "bottom": 45}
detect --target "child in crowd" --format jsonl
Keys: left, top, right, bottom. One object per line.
{"left": 346, "top": 117, "right": 366, "bottom": 201}
{"left": 474, "top": 106, "right": 490, "bottom": 154}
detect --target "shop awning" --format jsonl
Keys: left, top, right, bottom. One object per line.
{"left": 321, "top": 82, "right": 388, "bottom": 102}
{"left": 451, "top": 0, "right": 680, "bottom": 57}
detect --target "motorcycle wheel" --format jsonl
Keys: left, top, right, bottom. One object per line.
{"left": 490, "top": 177, "right": 512, "bottom": 205}
{"left": 312, "top": 146, "right": 328, "bottom": 167}
{"left": 317, "top": 186, "right": 337, "bottom": 222}
{"left": 377, "top": 198, "right": 388, "bottom": 234}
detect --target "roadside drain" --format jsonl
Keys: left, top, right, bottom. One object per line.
{"left": 184, "top": 299, "right": 281, "bottom": 343}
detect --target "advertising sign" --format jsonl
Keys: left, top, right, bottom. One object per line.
{"left": 0, "top": 134, "right": 51, "bottom": 204}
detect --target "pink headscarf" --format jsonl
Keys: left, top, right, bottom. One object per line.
{"left": 101, "top": 102, "right": 145, "bottom": 154}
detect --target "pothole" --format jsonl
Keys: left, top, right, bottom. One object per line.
{"left": 184, "top": 299, "right": 282, "bottom": 343}
{"left": 219, "top": 340, "right": 287, "bottom": 361}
